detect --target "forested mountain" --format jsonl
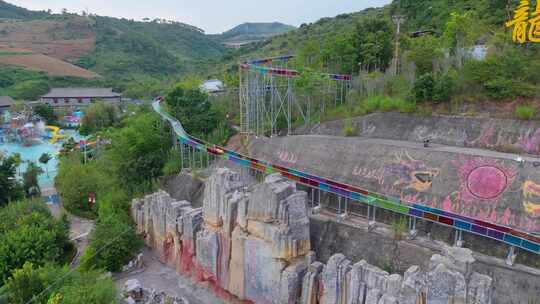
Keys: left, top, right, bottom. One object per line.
{"left": 0, "top": 0, "right": 48, "bottom": 20}
{"left": 76, "top": 16, "right": 226, "bottom": 77}
{"left": 216, "top": 22, "right": 295, "bottom": 43}
{"left": 219, "top": 0, "right": 538, "bottom": 111}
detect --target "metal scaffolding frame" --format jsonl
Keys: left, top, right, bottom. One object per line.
{"left": 239, "top": 56, "right": 352, "bottom": 138}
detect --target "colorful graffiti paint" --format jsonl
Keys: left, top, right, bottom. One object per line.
{"left": 454, "top": 157, "right": 517, "bottom": 203}
{"left": 352, "top": 166, "right": 385, "bottom": 185}
{"left": 277, "top": 150, "right": 298, "bottom": 164}
{"left": 523, "top": 180, "right": 540, "bottom": 218}
{"left": 518, "top": 128, "right": 540, "bottom": 155}
{"left": 384, "top": 151, "right": 440, "bottom": 192}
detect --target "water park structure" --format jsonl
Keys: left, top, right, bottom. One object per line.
{"left": 154, "top": 55, "right": 540, "bottom": 259}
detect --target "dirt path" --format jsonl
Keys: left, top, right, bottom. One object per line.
{"left": 44, "top": 188, "right": 95, "bottom": 267}
{"left": 68, "top": 214, "right": 95, "bottom": 267}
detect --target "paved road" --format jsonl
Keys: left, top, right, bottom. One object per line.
{"left": 306, "top": 135, "right": 540, "bottom": 162}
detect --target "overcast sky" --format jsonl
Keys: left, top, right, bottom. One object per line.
{"left": 8, "top": 0, "right": 392, "bottom": 34}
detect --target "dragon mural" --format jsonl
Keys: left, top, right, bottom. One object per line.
{"left": 384, "top": 151, "right": 440, "bottom": 192}
{"left": 523, "top": 180, "right": 540, "bottom": 218}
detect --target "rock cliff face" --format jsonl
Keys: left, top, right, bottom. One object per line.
{"left": 132, "top": 168, "right": 493, "bottom": 304}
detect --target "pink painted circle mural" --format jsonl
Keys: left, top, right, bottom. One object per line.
{"left": 466, "top": 166, "right": 508, "bottom": 200}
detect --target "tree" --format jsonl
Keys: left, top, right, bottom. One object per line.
{"left": 80, "top": 214, "right": 142, "bottom": 272}
{"left": 0, "top": 154, "right": 23, "bottom": 206}
{"left": 0, "top": 201, "right": 69, "bottom": 284}
{"left": 39, "top": 153, "right": 52, "bottom": 177}
{"left": 4, "top": 262, "right": 117, "bottom": 304}
{"left": 22, "top": 162, "right": 43, "bottom": 198}
{"left": 107, "top": 112, "right": 171, "bottom": 193}
{"left": 80, "top": 102, "right": 119, "bottom": 136}
{"left": 442, "top": 11, "right": 484, "bottom": 68}
{"left": 407, "top": 35, "right": 443, "bottom": 76}
{"left": 353, "top": 17, "right": 394, "bottom": 72}
{"left": 165, "top": 84, "right": 219, "bottom": 137}
{"left": 56, "top": 154, "right": 114, "bottom": 218}
{"left": 34, "top": 104, "right": 58, "bottom": 125}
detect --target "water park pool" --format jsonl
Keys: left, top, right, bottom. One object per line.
{"left": 0, "top": 130, "right": 82, "bottom": 189}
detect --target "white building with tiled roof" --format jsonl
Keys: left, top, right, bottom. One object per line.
{"left": 41, "top": 88, "right": 122, "bottom": 107}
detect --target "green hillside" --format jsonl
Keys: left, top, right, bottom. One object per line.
{"left": 0, "top": 0, "right": 48, "bottom": 20}
{"left": 217, "top": 0, "right": 539, "bottom": 122}
{"left": 77, "top": 16, "right": 226, "bottom": 78}
{"left": 0, "top": 1, "right": 229, "bottom": 99}
{"left": 216, "top": 22, "right": 295, "bottom": 42}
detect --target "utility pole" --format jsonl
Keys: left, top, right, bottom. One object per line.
{"left": 392, "top": 15, "right": 406, "bottom": 76}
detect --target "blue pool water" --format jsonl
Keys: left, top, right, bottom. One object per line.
{"left": 0, "top": 130, "right": 82, "bottom": 189}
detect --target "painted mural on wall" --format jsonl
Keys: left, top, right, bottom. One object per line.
{"left": 255, "top": 138, "right": 540, "bottom": 234}
{"left": 523, "top": 180, "right": 540, "bottom": 217}
{"left": 383, "top": 151, "right": 440, "bottom": 192}
{"left": 348, "top": 150, "right": 540, "bottom": 233}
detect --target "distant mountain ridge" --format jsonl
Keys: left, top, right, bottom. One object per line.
{"left": 216, "top": 22, "right": 295, "bottom": 43}
{"left": 0, "top": 0, "right": 48, "bottom": 20}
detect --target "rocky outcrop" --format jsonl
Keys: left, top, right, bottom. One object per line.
{"left": 301, "top": 246, "right": 493, "bottom": 304}
{"left": 132, "top": 168, "right": 494, "bottom": 304}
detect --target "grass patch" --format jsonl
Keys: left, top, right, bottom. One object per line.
{"left": 343, "top": 118, "right": 357, "bottom": 137}
{"left": 515, "top": 105, "right": 536, "bottom": 121}
{"left": 0, "top": 51, "right": 32, "bottom": 56}
{"left": 360, "top": 95, "right": 417, "bottom": 114}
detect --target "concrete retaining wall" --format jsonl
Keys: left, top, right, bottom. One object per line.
{"left": 297, "top": 112, "right": 540, "bottom": 156}
{"left": 248, "top": 135, "right": 540, "bottom": 235}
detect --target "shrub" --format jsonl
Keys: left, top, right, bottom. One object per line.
{"left": 4, "top": 262, "right": 117, "bottom": 304}
{"left": 80, "top": 102, "right": 120, "bottom": 136}
{"left": 163, "top": 150, "right": 183, "bottom": 176}
{"left": 433, "top": 72, "right": 455, "bottom": 103}
{"left": 80, "top": 214, "right": 142, "bottom": 272}
{"left": 385, "top": 75, "right": 412, "bottom": 100}
{"left": 359, "top": 95, "right": 416, "bottom": 114}
{"left": 462, "top": 46, "right": 540, "bottom": 99}
{"left": 515, "top": 105, "right": 536, "bottom": 121}
{"left": 33, "top": 104, "right": 58, "bottom": 125}
{"left": 343, "top": 119, "right": 357, "bottom": 137}
{"left": 55, "top": 155, "right": 115, "bottom": 218}
{"left": 0, "top": 201, "right": 70, "bottom": 284}
{"left": 412, "top": 73, "right": 435, "bottom": 102}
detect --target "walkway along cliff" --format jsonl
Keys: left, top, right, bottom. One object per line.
{"left": 132, "top": 168, "right": 494, "bottom": 304}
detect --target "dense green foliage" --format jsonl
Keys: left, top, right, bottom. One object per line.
{"left": 515, "top": 105, "right": 537, "bottom": 121}
{"left": 80, "top": 212, "right": 142, "bottom": 272}
{"left": 77, "top": 16, "right": 225, "bottom": 78}
{"left": 3, "top": 262, "right": 117, "bottom": 304}
{"left": 79, "top": 102, "right": 120, "bottom": 135}
{"left": 165, "top": 84, "right": 220, "bottom": 137}
{"left": 353, "top": 17, "right": 394, "bottom": 72}
{"left": 108, "top": 111, "right": 171, "bottom": 193}
{"left": 463, "top": 45, "right": 540, "bottom": 99}
{"left": 56, "top": 108, "right": 170, "bottom": 273}
{"left": 393, "top": 0, "right": 508, "bottom": 30}
{"left": 56, "top": 154, "right": 114, "bottom": 218}
{"left": 0, "top": 154, "right": 23, "bottom": 206}
{"left": 22, "top": 162, "right": 43, "bottom": 198}
{"left": 0, "top": 65, "right": 106, "bottom": 101}
{"left": 34, "top": 104, "right": 58, "bottom": 125}
{"left": 0, "top": 201, "right": 70, "bottom": 285}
